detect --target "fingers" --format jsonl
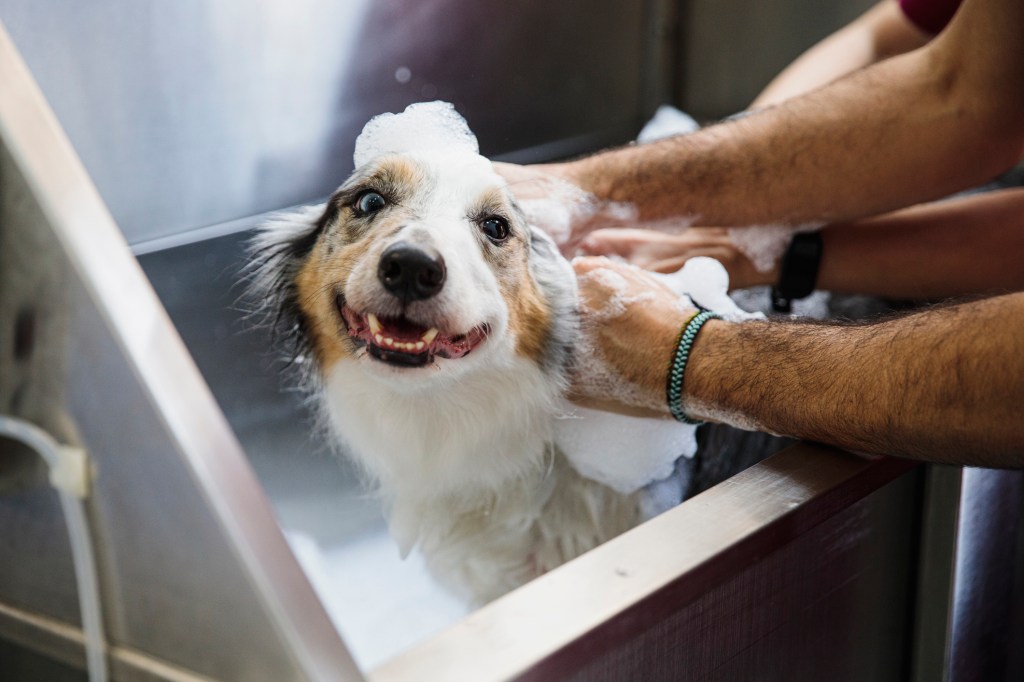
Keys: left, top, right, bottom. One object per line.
{"left": 648, "top": 256, "right": 690, "bottom": 273}
{"left": 577, "top": 227, "right": 770, "bottom": 288}
{"left": 572, "top": 256, "right": 676, "bottom": 295}
{"left": 571, "top": 255, "right": 606, "bottom": 275}
{"left": 579, "top": 228, "right": 659, "bottom": 257}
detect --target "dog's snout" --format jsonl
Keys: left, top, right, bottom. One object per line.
{"left": 378, "top": 242, "right": 446, "bottom": 302}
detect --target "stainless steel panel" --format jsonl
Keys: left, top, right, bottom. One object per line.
{"left": 680, "top": 0, "right": 876, "bottom": 118}
{"left": 910, "top": 465, "right": 961, "bottom": 682}
{"left": 0, "top": 0, "right": 664, "bottom": 247}
{"left": 948, "top": 469, "right": 1024, "bottom": 681}
{"left": 0, "top": 25, "right": 359, "bottom": 679}
{"left": 136, "top": 228, "right": 380, "bottom": 549}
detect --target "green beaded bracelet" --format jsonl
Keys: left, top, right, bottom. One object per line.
{"left": 667, "top": 310, "right": 721, "bottom": 424}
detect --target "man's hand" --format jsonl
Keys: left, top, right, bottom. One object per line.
{"left": 579, "top": 227, "right": 773, "bottom": 290}
{"left": 494, "top": 161, "right": 632, "bottom": 255}
{"left": 570, "top": 257, "right": 695, "bottom": 418}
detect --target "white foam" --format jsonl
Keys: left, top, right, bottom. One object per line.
{"left": 654, "top": 257, "right": 764, "bottom": 323}
{"left": 727, "top": 223, "right": 825, "bottom": 274}
{"left": 556, "top": 406, "right": 695, "bottom": 495}
{"left": 636, "top": 105, "right": 700, "bottom": 143}
{"left": 353, "top": 101, "right": 479, "bottom": 168}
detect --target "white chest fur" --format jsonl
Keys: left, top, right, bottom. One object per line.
{"left": 321, "top": 353, "right": 644, "bottom": 604}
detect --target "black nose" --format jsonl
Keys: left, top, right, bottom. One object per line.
{"left": 378, "top": 242, "right": 446, "bottom": 302}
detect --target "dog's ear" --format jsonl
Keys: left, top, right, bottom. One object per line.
{"left": 246, "top": 203, "right": 325, "bottom": 297}
{"left": 244, "top": 203, "right": 328, "bottom": 372}
{"left": 527, "top": 226, "right": 579, "bottom": 372}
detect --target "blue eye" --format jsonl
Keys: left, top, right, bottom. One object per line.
{"left": 479, "top": 216, "right": 510, "bottom": 242}
{"left": 355, "top": 191, "right": 387, "bottom": 215}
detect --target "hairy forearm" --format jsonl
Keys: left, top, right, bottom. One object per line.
{"left": 753, "top": 1, "right": 929, "bottom": 108}
{"left": 684, "top": 294, "right": 1024, "bottom": 465}
{"left": 566, "top": 0, "right": 1024, "bottom": 228}
{"left": 818, "top": 188, "right": 1024, "bottom": 299}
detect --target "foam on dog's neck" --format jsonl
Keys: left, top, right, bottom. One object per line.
{"left": 354, "top": 101, "right": 480, "bottom": 168}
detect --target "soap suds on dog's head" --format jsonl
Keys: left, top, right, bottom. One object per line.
{"left": 353, "top": 101, "right": 480, "bottom": 168}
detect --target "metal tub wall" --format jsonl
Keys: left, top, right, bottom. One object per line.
{"left": 0, "top": 25, "right": 358, "bottom": 680}
{"left": 0, "top": 0, "right": 670, "bottom": 249}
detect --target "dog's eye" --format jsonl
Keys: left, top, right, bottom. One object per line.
{"left": 479, "top": 216, "right": 510, "bottom": 243}
{"left": 355, "top": 190, "right": 387, "bottom": 216}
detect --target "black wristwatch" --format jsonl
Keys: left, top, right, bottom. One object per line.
{"left": 771, "top": 231, "right": 823, "bottom": 313}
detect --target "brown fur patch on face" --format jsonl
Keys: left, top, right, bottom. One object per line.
{"left": 505, "top": 260, "right": 553, "bottom": 364}
{"left": 294, "top": 243, "right": 355, "bottom": 369}
{"left": 474, "top": 194, "right": 553, "bottom": 365}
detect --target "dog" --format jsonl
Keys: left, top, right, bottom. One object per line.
{"left": 248, "top": 139, "right": 663, "bottom": 606}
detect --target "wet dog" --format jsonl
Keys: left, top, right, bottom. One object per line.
{"left": 250, "top": 144, "right": 653, "bottom": 605}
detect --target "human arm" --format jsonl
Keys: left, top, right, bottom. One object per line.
{"left": 578, "top": 187, "right": 1024, "bottom": 300}
{"left": 816, "top": 188, "right": 1024, "bottom": 299}
{"left": 573, "top": 257, "right": 1024, "bottom": 466}
{"left": 501, "top": 0, "right": 1024, "bottom": 234}
{"left": 752, "top": 1, "right": 930, "bottom": 108}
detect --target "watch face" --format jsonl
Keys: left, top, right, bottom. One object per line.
{"left": 777, "top": 231, "right": 824, "bottom": 304}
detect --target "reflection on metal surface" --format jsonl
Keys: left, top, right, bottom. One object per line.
{"left": 0, "top": 23, "right": 359, "bottom": 680}
{"left": 910, "top": 465, "right": 961, "bottom": 682}
{"left": 949, "top": 469, "right": 1024, "bottom": 681}
{"left": 1, "top": 0, "right": 663, "bottom": 246}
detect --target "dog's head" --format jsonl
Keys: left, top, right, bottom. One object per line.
{"left": 251, "top": 123, "right": 582, "bottom": 399}
{"left": 255, "top": 149, "right": 575, "bottom": 386}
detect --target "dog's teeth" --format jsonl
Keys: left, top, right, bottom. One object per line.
{"left": 368, "top": 314, "right": 381, "bottom": 334}
{"left": 422, "top": 328, "right": 439, "bottom": 343}
{"left": 375, "top": 333, "right": 384, "bottom": 344}
{"left": 415, "top": 341, "right": 425, "bottom": 351}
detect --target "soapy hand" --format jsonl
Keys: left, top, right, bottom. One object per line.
{"left": 579, "top": 227, "right": 773, "bottom": 290}
{"left": 494, "top": 162, "right": 635, "bottom": 255}
{"left": 569, "top": 257, "right": 697, "bottom": 418}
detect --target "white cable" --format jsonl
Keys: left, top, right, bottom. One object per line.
{"left": 0, "top": 415, "right": 107, "bottom": 682}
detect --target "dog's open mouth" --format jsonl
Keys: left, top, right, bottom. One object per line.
{"left": 340, "top": 303, "right": 489, "bottom": 368}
